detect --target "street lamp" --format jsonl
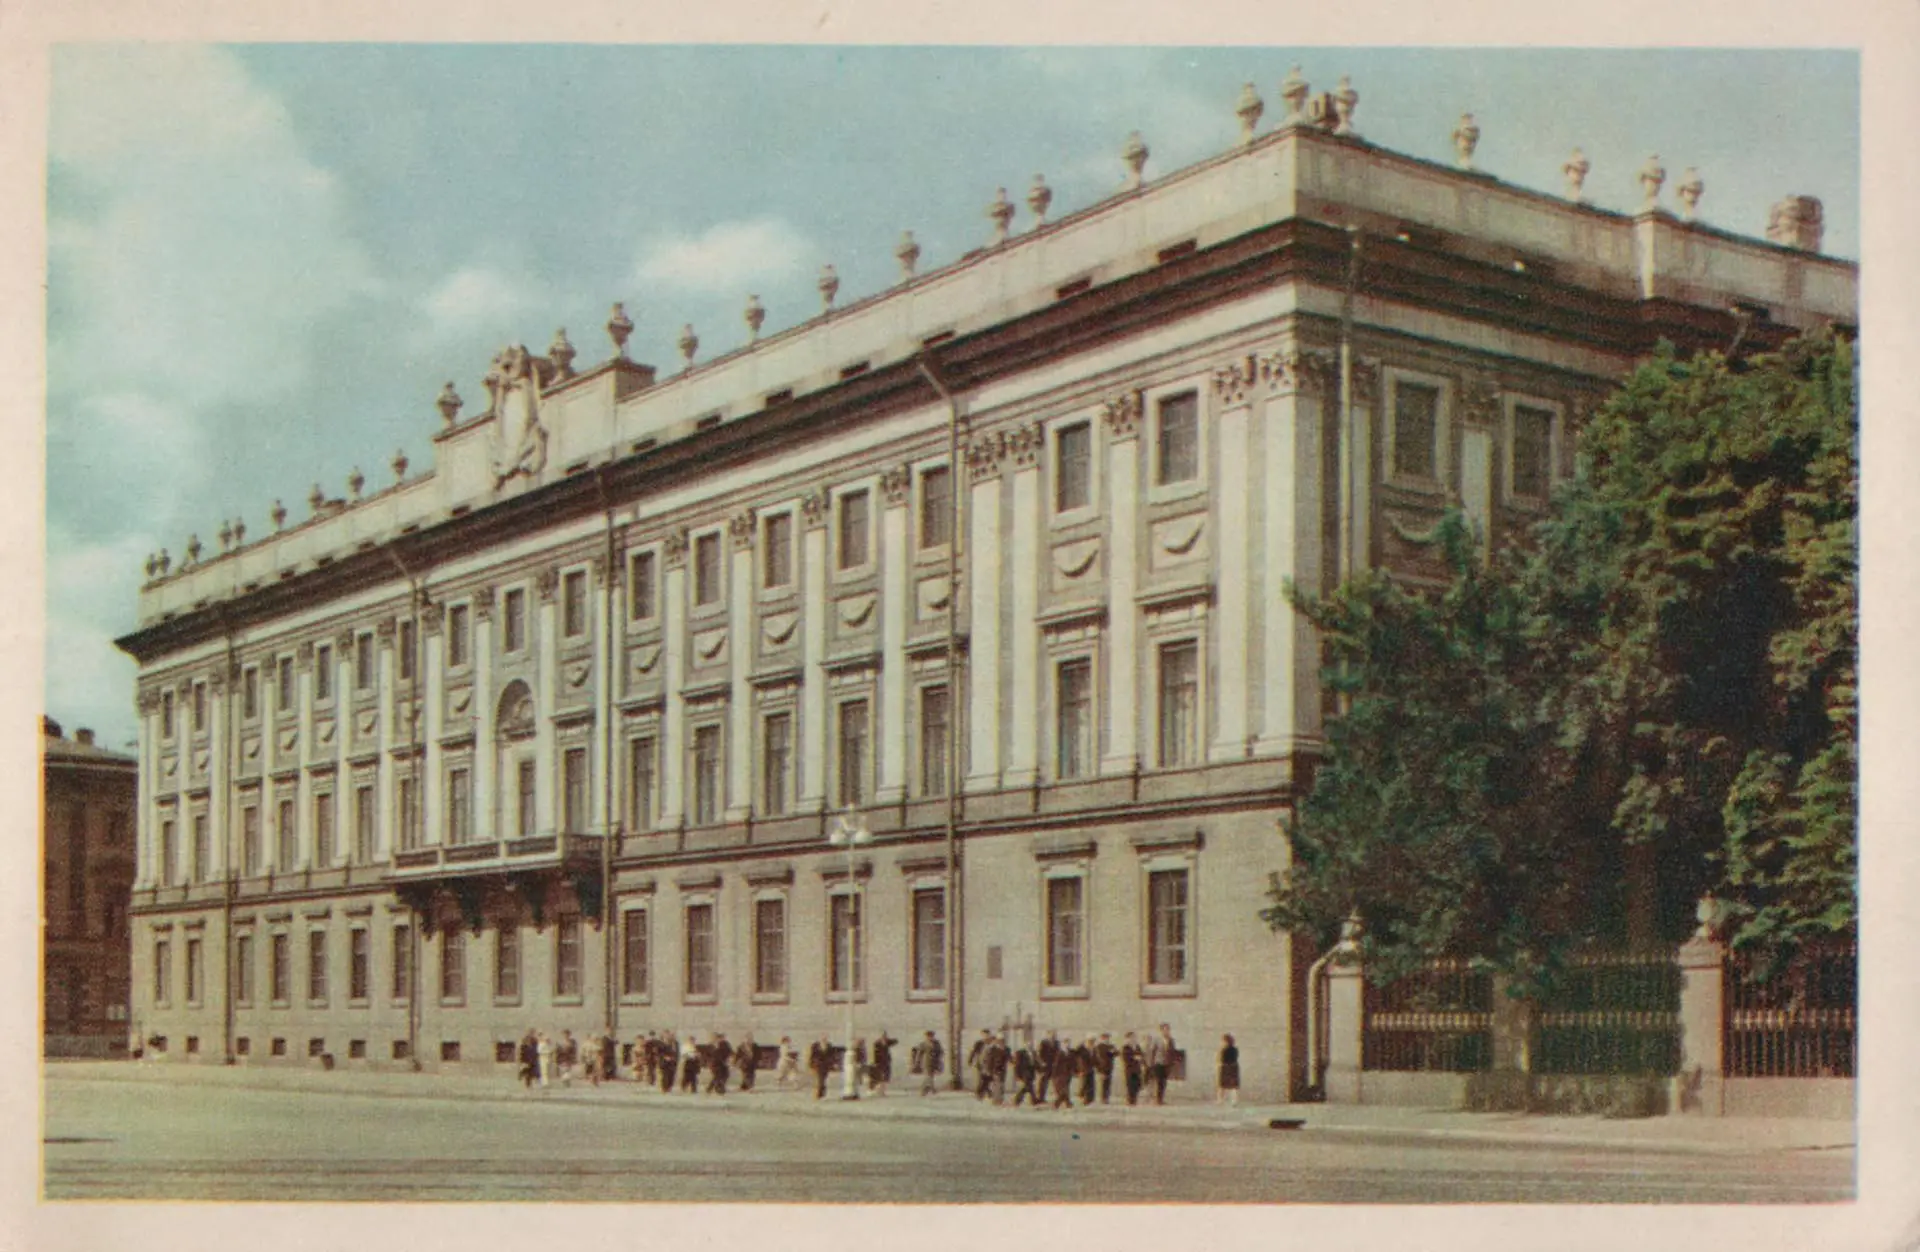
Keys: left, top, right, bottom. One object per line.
{"left": 828, "top": 811, "right": 871, "bottom": 1099}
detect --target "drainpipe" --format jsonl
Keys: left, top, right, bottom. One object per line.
{"left": 915, "top": 351, "right": 966, "bottom": 1089}
{"left": 1337, "top": 226, "right": 1363, "bottom": 584}
{"left": 387, "top": 547, "right": 428, "bottom": 1070}
{"left": 217, "top": 613, "right": 239, "bottom": 1065}
{"left": 594, "top": 467, "right": 619, "bottom": 1040}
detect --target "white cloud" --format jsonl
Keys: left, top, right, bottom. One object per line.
{"left": 635, "top": 218, "right": 813, "bottom": 296}
{"left": 412, "top": 265, "right": 543, "bottom": 349}
{"left": 44, "top": 526, "right": 149, "bottom": 748}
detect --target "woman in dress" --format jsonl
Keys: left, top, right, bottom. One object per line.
{"left": 1216, "top": 1033, "right": 1240, "bottom": 1106}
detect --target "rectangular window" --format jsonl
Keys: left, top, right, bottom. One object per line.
{"left": 241, "top": 805, "right": 261, "bottom": 877}
{"left": 629, "top": 736, "right": 656, "bottom": 830}
{"left": 185, "top": 937, "right": 203, "bottom": 1005}
{"left": 683, "top": 902, "right": 716, "bottom": 999}
{"left": 516, "top": 759, "right": 537, "bottom": 836}
{"left": 562, "top": 747, "right": 588, "bottom": 834}
{"left": 234, "top": 933, "right": 254, "bottom": 1006}
{"left": 1056, "top": 658, "right": 1092, "bottom": 780}
{"left": 276, "top": 657, "right": 294, "bottom": 711}
{"left": 153, "top": 938, "right": 171, "bottom": 1006}
{"left": 391, "top": 925, "right": 411, "bottom": 1000}
{"left": 1393, "top": 380, "right": 1441, "bottom": 480}
{"left": 754, "top": 897, "right": 787, "bottom": 997}
{"left": 192, "top": 812, "right": 210, "bottom": 882}
{"left": 503, "top": 588, "right": 527, "bottom": 652}
{"left": 1511, "top": 404, "right": 1553, "bottom": 499}
{"left": 397, "top": 777, "right": 419, "bottom": 851}
{"left": 399, "top": 620, "right": 416, "bottom": 680}
{"left": 1155, "top": 391, "right": 1200, "bottom": 486}
{"left": 628, "top": 550, "right": 656, "bottom": 621}
{"left": 1046, "top": 876, "right": 1085, "bottom": 989}
{"left": 694, "top": 532, "right": 722, "bottom": 606}
{"left": 919, "top": 466, "right": 953, "bottom": 550}
{"left": 495, "top": 927, "right": 520, "bottom": 1001}
{"left": 193, "top": 681, "right": 207, "bottom": 732}
{"left": 440, "top": 930, "right": 466, "bottom": 1003}
{"left": 355, "top": 632, "right": 374, "bottom": 691}
{"left": 837, "top": 489, "right": 871, "bottom": 571}
{"left": 313, "top": 792, "right": 335, "bottom": 867}
{"left": 353, "top": 785, "right": 375, "bottom": 863}
{"left": 837, "top": 699, "right": 869, "bottom": 808}
{"left": 555, "top": 916, "right": 583, "bottom": 998}
{"left": 622, "top": 909, "right": 649, "bottom": 998}
{"left": 1147, "top": 868, "right": 1191, "bottom": 987}
{"left": 692, "top": 726, "right": 722, "bottom": 826}
{"left": 159, "top": 818, "right": 176, "bottom": 887}
{"left": 446, "top": 605, "right": 469, "bottom": 668}
{"left": 162, "top": 689, "right": 176, "bottom": 739}
{"left": 315, "top": 646, "right": 333, "bottom": 701}
{"left": 276, "top": 799, "right": 296, "bottom": 869}
{"left": 919, "top": 685, "right": 950, "bottom": 798}
{"left": 911, "top": 886, "right": 947, "bottom": 993}
{"left": 829, "top": 891, "right": 864, "bottom": 994}
{"left": 243, "top": 667, "right": 260, "bottom": 720}
{"left": 270, "top": 932, "right": 290, "bottom": 1003}
{"left": 1157, "top": 641, "right": 1199, "bottom": 769}
{"left": 349, "top": 928, "right": 370, "bottom": 1001}
{"left": 562, "top": 569, "right": 588, "bottom": 637}
{"left": 1055, "top": 420, "right": 1092, "bottom": 512}
{"left": 307, "top": 929, "right": 329, "bottom": 1003}
{"left": 763, "top": 513, "right": 793, "bottom": 589}
{"left": 762, "top": 713, "right": 792, "bottom": 817}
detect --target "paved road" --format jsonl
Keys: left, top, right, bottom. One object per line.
{"left": 42, "top": 1071, "right": 1851, "bottom": 1203}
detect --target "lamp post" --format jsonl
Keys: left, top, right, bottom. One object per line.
{"left": 828, "top": 811, "right": 871, "bottom": 1099}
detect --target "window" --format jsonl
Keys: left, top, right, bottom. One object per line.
{"left": 192, "top": 812, "right": 210, "bottom": 882}
{"left": 353, "top": 785, "right": 375, "bottom": 863}
{"left": 355, "top": 632, "right": 375, "bottom": 691}
{"left": 270, "top": 932, "right": 290, "bottom": 1003}
{"left": 276, "top": 657, "right": 294, "bottom": 710}
{"left": 313, "top": 791, "right": 335, "bottom": 866}
{"left": 516, "top": 759, "right": 537, "bottom": 836}
{"left": 153, "top": 938, "right": 172, "bottom": 1006}
{"left": 185, "top": 937, "right": 204, "bottom": 1005}
{"left": 1046, "top": 876, "right": 1085, "bottom": 989}
{"left": 495, "top": 927, "right": 520, "bottom": 1001}
{"left": 1156, "top": 641, "right": 1199, "bottom": 768}
{"left": 503, "top": 588, "right": 527, "bottom": 652}
{"left": 562, "top": 570, "right": 588, "bottom": 637}
{"left": 694, "top": 532, "right": 722, "bottom": 607}
{"left": 243, "top": 667, "right": 260, "bottom": 720}
{"left": 193, "top": 681, "right": 207, "bottom": 732}
{"left": 628, "top": 736, "right": 656, "bottom": 830}
{"left": 446, "top": 605, "right": 469, "bottom": 668}
{"left": 628, "top": 550, "right": 656, "bottom": 621}
{"left": 911, "top": 886, "right": 947, "bottom": 993}
{"left": 562, "top": 747, "right": 588, "bottom": 833}
{"left": 440, "top": 930, "right": 466, "bottom": 1003}
{"left": 1056, "top": 658, "right": 1093, "bottom": 780}
{"left": 753, "top": 897, "right": 787, "bottom": 997}
{"left": 276, "top": 799, "right": 297, "bottom": 869}
{"left": 399, "top": 620, "right": 417, "bottom": 680}
{"left": 350, "top": 928, "right": 371, "bottom": 1001}
{"left": 397, "top": 777, "right": 419, "bottom": 851}
{"left": 763, "top": 513, "right": 793, "bottom": 589}
{"left": 1147, "top": 868, "right": 1191, "bottom": 987}
{"left": 762, "top": 713, "right": 792, "bottom": 816}
{"left": 1392, "top": 379, "right": 1441, "bottom": 480}
{"left": 1511, "top": 403, "right": 1553, "bottom": 499}
{"left": 836, "top": 699, "right": 869, "bottom": 808}
{"left": 234, "top": 933, "right": 254, "bottom": 1006}
{"left": 242, "top": 805, "right": 261, "bottom": 877}
{"left": 159, "top": 818, "right": 176, "bottom": 887}
{"left": 391, "top": 925, "right": 411, "bottom": 1000}
{"left": 554, "top": 916, "right": 583, "bottom": 998}
{"left": 692, "top": 725, "right": 722, "bottom": 826}
{"left": 315, "top": 645, "right": 333, "bottom": 701}
{"left": 162, "top": 689, "right": 176, "bottom": 738}
{"left": 837, "top": 489, "right": 870, "bottom": 571}
{"left": 919, "top": 465, "right": 953, "bottom": 550}
{"left": 829, "top": 891, "right": 864, "bottom": 994}
{"left": 307, "top": 929, "right": 329, "bottom": 1003}
{"left": 1055, "top": 421, "right": 1092, "bottom": 512}
{"left": 622, "top": 908, "right": 649, "bottom": 998}
{"left": 919, "top": 686, "right": 950, "bottom": 798}
{"left": 684, "top": 902, "right": 716, "bottom": 1000}
{"left": 1155, "top": 391, "right": 1200, "bottom": 486}
{"left": 447, "top": 764, "right": 474, "bottom": 846}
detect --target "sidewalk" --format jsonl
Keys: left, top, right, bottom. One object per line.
{"left": 46, "top": 1060, "right": 1854, "bottom": 1156}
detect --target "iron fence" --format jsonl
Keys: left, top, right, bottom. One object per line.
{"left": 1532, "top": 950, "right": 1681, "bottom": 1076}
{"left": 1362, "top": 959, "right": 1493, "bottom": 1073}
{"left": 1724, "top": 940, "right": 1856, "bottom": 1078}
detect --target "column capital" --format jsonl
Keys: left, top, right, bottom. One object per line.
{"left": 729, "top": 509, "right": 757, "bottom": 550}
{"left": 1256, "top": 347, "right": 1337, "bottom": 398}
{"left": 334, "top": 628, "right": 356, "bottom": 653}
{"left": 136, "top": 685, "right": 165, "bottom": 715}
{"left": 207, "top": 668, "right": 228, "bottom": 696}
{"left": 800, "top": 488, "right": 831, "bottom": 531}
{"left": 473, "top": 584, "right": 496, "bottom": 622}
{"left": 592, "top": 552, "right": 613, "bottom": 581}
{"left": 1458, "top": 373, "right": 1502, "bottom": 428}
{"left": 1211, "top": 355, "right": 1257, "bottom": 408}
{"left": 536, "top": 566, "right": 560, "bottom": 604}
{"left": 1101, "top": 391, "right": 1142, "bottom": 441}
{"left": 421, "top": 601, "right": 446, "bottom": 636}
{"left": 966, "top": 430, "right": 1008, "bottom": 482}
{"left": 663, "top": 526, "right": 691, "bottom": 568}
{"left": 880, "top": 464, "right": 912, "bottom": 507}
{"left": 1006, "top": 422, "right": 1043, "bottom": 473}
{"left": 296, "top": 640, "right": 315, "bottom": 669}
{"left": 376, "top": 617, "right": 397, "bottom": 644}
{"left": 1352, "top": 359, "right": 1381, "bottom": 406}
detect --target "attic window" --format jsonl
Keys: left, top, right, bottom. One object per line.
{"left": 1156, "top": 239, "right": 1197, "bottom": 264}
{"left": 695, "top": 413, "right": 723, "bottom": 431}
{"left": 243, "top": 581, "right": 260, "bottom": 593}
{"left": 1054, "top": 277, "right": 1092, "bottom": 300}
{"left": 1393, "top": 223, "right": 1445, "bottom": 250}
{"left": 449, "top": 505, "right": 471, "bottom": 518}
{"left": 764, "top": 388, "right": 794, "bottom": 407}
{"left": 632, "top": 437, "right": 658, "bottom": 454}
{"left": 356, "top": 540, "right": 376, "bottom": 552}
{"left": 838, "top": 361, "right": 870, "bottom": 380}
{"left": 565, "top": 458, "right": 592, "bottom": 475}
{"left": 920, "top": 329, "right": 955, "bottom": 348}
{"left": 314, "top": 555, "right": 334, "bottom": 568}
{"left": 279, "top": 569, "right": 297, "bottom": 581}
{"left": 400, "top": 523, "right": 420, "bottom": 535}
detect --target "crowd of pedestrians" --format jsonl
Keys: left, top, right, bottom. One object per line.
{"left": 962, "top": 1023, "right": 1194, "bottom": 1108}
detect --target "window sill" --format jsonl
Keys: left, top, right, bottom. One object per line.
{"left": 1141, "top": 983, "right": 1197, "bottom": 1000}
{"left": 492, "top": 996, "right": 522, "bottom": 1009}
{"left": 1039, "top": 986, "right": 1090, "bottom": 1001}
{"left": 682, "top": 994, "right": 719, "bottom": 1007}
{"left": 552, "top": 995, "right": 585, "bottom": 1007}
{"left": 347, "top": 997, "right": 371, "bottom": 1010}
{"left": 439, "top": 998, "right": 467, "bottom": 1008}
{"left": 750, "top": 991, "right": 790, "bottom": 1006}
{"left": 824, "top": 991, "right": 870, "bottom": 1005}
{"left": 1145, "top": 479, "right": 1206, "bottom": 507}
{"left": 906, "top": 988, "right": 947, "bottom": 1003}
{"left": 619, "top": 993, "right": 653, "bottom": 1007}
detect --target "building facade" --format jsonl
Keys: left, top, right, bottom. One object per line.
{"left": 115, "top": 83, "right": 1854, "bottom": 1099}
{"left": 44, "top": 716, "right": 137, "bottom": 1057}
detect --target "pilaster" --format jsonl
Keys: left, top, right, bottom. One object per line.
{"left": 1210, "top": 362, "right": 1254, "bottom": 762}
{"left": 535, "top": 569, "right": 559, "bottom": 833}
{"left": 376, "top": 632, "right": 396, "bottom": 860}
{"left": 1100, "top": 393, "right": 1142, "bottom": 776}
{"left": 661, "top": 532, "right": 690, "bottom": 825}
{"left": 726, "top": 516, "right": 755, "bottom": 821}
{"left": 965, "top": 432, "right": 1006, "bottom": 790}
{"left": 593, "top": 565, "right": 614, "bottom": 829}
{"left": 1255, "top": 348, "right": 1329, "bottom": 756}
{"left": 295, "top": 641, "right": 315, "bottom": 868}
{"left": 208, "top": 668, "right": 229, "bottom": 880}
{"left": 331, "top": 635, "right": 351, "bottom": 866}
{"left": 423, "top": 605, "right": 445, "bottom": 847}
{"left": 1006, "top": 425, "right": 1042, "bottom": 787}
{"left": 877, "top": 468, "right": 911, "bottom": 803}
{"left": 473, "top": 588, "right": 496, "bottom": 843}
{"left": 799, "top": 502, "right": 829, "bottom": 810}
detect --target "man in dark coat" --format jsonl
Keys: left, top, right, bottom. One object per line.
{"left": 707, "top": 1032, "right": 732, "bottom": 1095}
{"left": 1010, "top": 1040, "right": 1040, "bottom": 1107}
{"left": 1075, "top": 1035, "right": 1097, "bottom": 1105}
{"left": 1093, "top": 1033, "right": 1118, "bottom": 1103}
{"left": 910, "top": 1030, "right": 943, "bottom": 1097}
{"left": 1149, "top": 1023, "right": 1177, "bottom": 1105}
{"left": 808, "top": 1034, "right": 836, "bottom": 1100}
{"left": 869, "top": 1031, "right": 897, "bottom": 1096}
{"left": 680, "top": 1035, "right": 703, "bottom": 1093}
{"left": 1035, "top": 1031, "right": 1060, "bottom": 1105}
{"left": 736, "top": 1033, "right": 760, "bottom": 1092}
{"left": 987, "top": 1032, "right": 1012, "bottom": 1105}
{"left": 1048, "top": 1037, "right": 1077, "bottom": 1109}
{"left": 517, "top": 1029, "right": 539, "bottom": 1089}
{"left": 599, "top": 1032, "right": 618, "bottom": 1085}
{"left": 970, "top": 1030, "right": 994, "bottom": 1101}
{"left": 1121, "top": 1032, "right": 1145, "bottom": 1106}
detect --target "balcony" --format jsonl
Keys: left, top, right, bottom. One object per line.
{"left": 385, "top": 829, "right": 610, "bottom": 883}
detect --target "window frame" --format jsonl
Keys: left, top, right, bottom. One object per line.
{"left": 353, "top": 783, "right": 376, "bottom": 863}
{"left": 312, "top": 788, "right": 336, "bottom": 868}
{"left": 349, "top": 926, "right": 372, "bottom": 1003}
{"left": 689, "top": 721, "right": 725, "bottom": 827}
{"left": 554, "top": 914, "right": 584, "bottom": 1002}
{"left": 1153, "top": 636, "right": 1203, "bottom": 771}
{"left": 445, "top": 602, "right": 471, "bottom": 669}
{"left": 390, "top": 923, "right": 412, "bottom": 1003}
{"left": 314, "top": 645, "right": 334, "bottom": 704}
{"left": 438, "top": 928, "right": 467, "bottom": 1005}
{"left": 692, "top": 529, "right": 725, "bottom": 610}
{"left": 907, "top": 880, "right": 948, "bottom": 999}
{"left": 1383, "top": 367, "right": 1453, "bottom": 490}
{"left": 185, "top": 935, "right": 204, "bottom": 1007}
{"left": 682, "top": 896, "right": 719, "bottom": 1004}
{"left": 1053, "top": 653, "right": 1096, "bottom": 781}
{"left": 561, "top": 566, "right": 590, "bottom": 639}
{"left": 834, "top": 696, "right": 872, "bottom": 810}
{"left": 153, "top": 936, "right": 172, "bottom": 1007}
{"left": 826, "top": 883, "right": 867, "bottom": 1002}
{"left": 494, "top": 924, "right": 521, "bottom": 1003}
{"left": 241, "top": 803, "right": 262, "bottom": 878}
{"left": 916, "top": 461, "right": 955, "bottom": 554}
{"left": 306, "top": 927, "right": 329, "bottom": 1006}
{"left": 1140, "top": 850, "right": 1200, "bottom": 997}
{"left": 761, "top": 508, "right": 796, "bottom": 593}
{"left": 242, "top": 665, "right": 260, "bottom": 721}
{"left": 834, "top": 484, "right": 875, "bottom": 577}
{"left": 501, "top": 586, "right": 529, "bottom": 655}
{"left": 269, "top": 930, "right": 291, "bottom": 1005}
{"left": 916, "top": 682, "right": 952, "bottom": 799}
{"left": 751, "top": 890, "right": 789, "bottom": 1004}
{"left": 627, "top": 732, "right": 658, "bottom": 832}
{"left": 1148, "top": 386, "right": 1205, "bottom": 497}
{"left": 1503, "top": 394, "right": 1564, "bottom": 505}
{"left": 1052, "top": 417, "right": 1097, "bottom": 518}
{"left": 1040, "top": 865, "right": 1091, "bottom": 999}
{"left": 354, "top": 631, "right": 375, "bottom": 692}
{"left": 627, "top": 547, "right": 659, "bottom": 624}
{"left": 276, "top": 655, "right": 295, "bottom": 713}
{"left": 760, "top": 709, "right": 794, "bottom": 818}
{"left": 561, "top": 745, "right": 590, "bottom": 835}
{"left": 620, "top": 903, "right": 651, "bottom": 1003}
{"left": 233, "top": 931, "right": 255, "bottom": 1007}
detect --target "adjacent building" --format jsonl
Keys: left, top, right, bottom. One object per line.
{"left": 114, "top": 79, "right": 1855, "bottom": 1099}
{"left": 44, "top": 716, "right": 137, "bottom": 1057}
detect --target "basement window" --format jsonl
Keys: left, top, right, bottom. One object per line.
{"left": 1054, "top": 276, "right": 1092, "bottom": 300}
{"left": 764, "top": 388, "right": 794, "bottom": 407}
{"left": 695, "top": 413, "right": 723, "bottom": 431}
{"left": 448, "top": 505, "right": 471, "bottom": 518}
{"left": 631, "top": 437, "right": 658, "bottom": 454}
{"left": 920, "top": 329, "right": 955, "bottom": 348}
{"left": 838, "top": 361, "right": 870, "bottom": 380}
{"left": 1156, "top": 239, "right": 1197, "bottom": 264}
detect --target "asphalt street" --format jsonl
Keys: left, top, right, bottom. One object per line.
{"left": 42, "top": 1069, "right": 1852, "bottom": 1204}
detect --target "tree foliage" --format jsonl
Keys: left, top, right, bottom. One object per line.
{"left": 1265, "top": 331, "right": 1856, "bottom": 983}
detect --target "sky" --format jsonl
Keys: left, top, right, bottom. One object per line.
{"left": 43, "top": 46, "right": 1860, "bottom": 750}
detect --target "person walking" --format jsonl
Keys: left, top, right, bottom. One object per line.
{"left": 707, "top": 1032, "right": 732, "bottom": 1095}
{"left": 639, "top": 1031, "right": 658, "bottom": 1087}
{"left": 680, "top": 1033, "right": 702, "bottom": 1093}
{"left": 557, "top": 1030, "right": 579, "bottom": 1087}
{"left": 1121, "top": 1032, "right": 1145, "bottom": 1106}
{"left": 736, "top": 1034, "right": 760, "bottom": 1093}
{"left": 1149, "top": 1023, "right": 1177, "bottom": 1105}
{"left": 775, "top": 1036, "right": 801, "bottom": 1090}
{"left": 1093, "top": 1033, "right": 1117, "bottom": 1104}
{"left": 517, "top": 1029, "right": 539, "bottom": 1090}
{"left": 869, "top": 1031, "right": 897, "bottom": 1097}
{"left": 658, "top": 1031, "right": 679, "bottom": 1095}
{"left": 1010, "top": 1040, "right": 1040, "bottom": 1108}
{"left": 910, "top": 1030, "right": 944, "bottom": 1096}
{"left": 967, "top": 1029, "right": 993, "bottom": 1099}
{"left": 583, "top": 1031, "right": 603, "bottom": 1087}
{"left": 1048, "top": 1037, "right": 1076, "bottom": 1110}
{"left": 1035, "top": 1031, "right": 1059, "bottom": 1106}
{"left": 988, "top": 1032, "right": 1012, "bottom": 1105}
{"left": 1075, "top": 1035, "right": 1097, "bottom": 1106}
{"left": 600, "top": 1031, "right": 618, "bottom": 1085}
{"left": 1216, "top": 1034, "right": 1241, "bottom": 1106}
{"left": 808, "top": 1033, "right": 836, "bottom": 1100}
{"left": 536, "top": 1030, "right": 555, "bottom": 1089}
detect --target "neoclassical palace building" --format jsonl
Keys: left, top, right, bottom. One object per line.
{"left": 117, "top": 78, "right": 1854, "bottom": 1100}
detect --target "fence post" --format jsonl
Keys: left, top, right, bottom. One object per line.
{"left": 1486, "top": 973, "right": 1536, "bottom": 1108}
{"left": 1323, "top": 953, "right": 1365, "bottom": 1103}
{"left": 1675, "top": 931, "right": 1727, "bottom": 1116}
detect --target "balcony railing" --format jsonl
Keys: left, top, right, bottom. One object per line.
{"left": 386, "top": 830, "right": 609, "bottom": 879}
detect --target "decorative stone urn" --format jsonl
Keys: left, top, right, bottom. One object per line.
{"left": 1676, "top": 168, "right": 1705, "bottom": 222}
{"left": 548, "top": 328, "right": 576, "bottom": 378}
{"left": 436, "top": 382, "right": 462, "bottom": 426}
{"left": 677, "top": 323, "right": 699, "bottom": 370}
{"left": 185, "top": 534, "right": 202, "bottom": 565}
{"left": 218, "top": 519, "right": 233, "bottom": 551}
{"left": 392, "top": 449, "right": 409, "bottom": 481}
{"left": 270, "top": 500, "right": 287, "bottom": 531}
{"left": 1563, "top": 147, "right": 1591, "bottom": 202}
{"left": 231, "top": 517, "right": 246, "bottom": 546}
{"left": 308, "top": 483, "right": 325, "bottom": 513}
{"left": 987, "top": 187, "right": 1015, "bottom": 242}
{"left": 1279, "top": 66, "right": 1309, "bottom": 125}
{"left": 1027, "top": 174, "right": 1053, "bottom": 225}
{"left": 606, "top": 302, "right": 634, "bottom": 357}
{"left": 1453, "top": 112, "right": 1480, "bottom": 170}
{"left": 347, "top": 466, "right": 365, "bottom": 501}
{"left": 1638, "top": 154, "right": 1667, "bottom": 211}
{"left": 744, "top": 293, "right": 765, "bottom": 342}
{"left": 1236, "top": 82, "right": 1264, "bottom": 143}
{"left": 895, "top": 230, "right": 921, "bottom": 279}
{"left": 1331, "top": 76, "right": 1359, "bottom": 136}
{"left": 817, "top": 264, "right": 840, "bottom": 311}
{"left": 1122, "top": 131, "right": 1149, "bottom": 188}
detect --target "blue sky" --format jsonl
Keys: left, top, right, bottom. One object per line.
{"left": 44, "top": 46, "right": 1860, "bottom": 748}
